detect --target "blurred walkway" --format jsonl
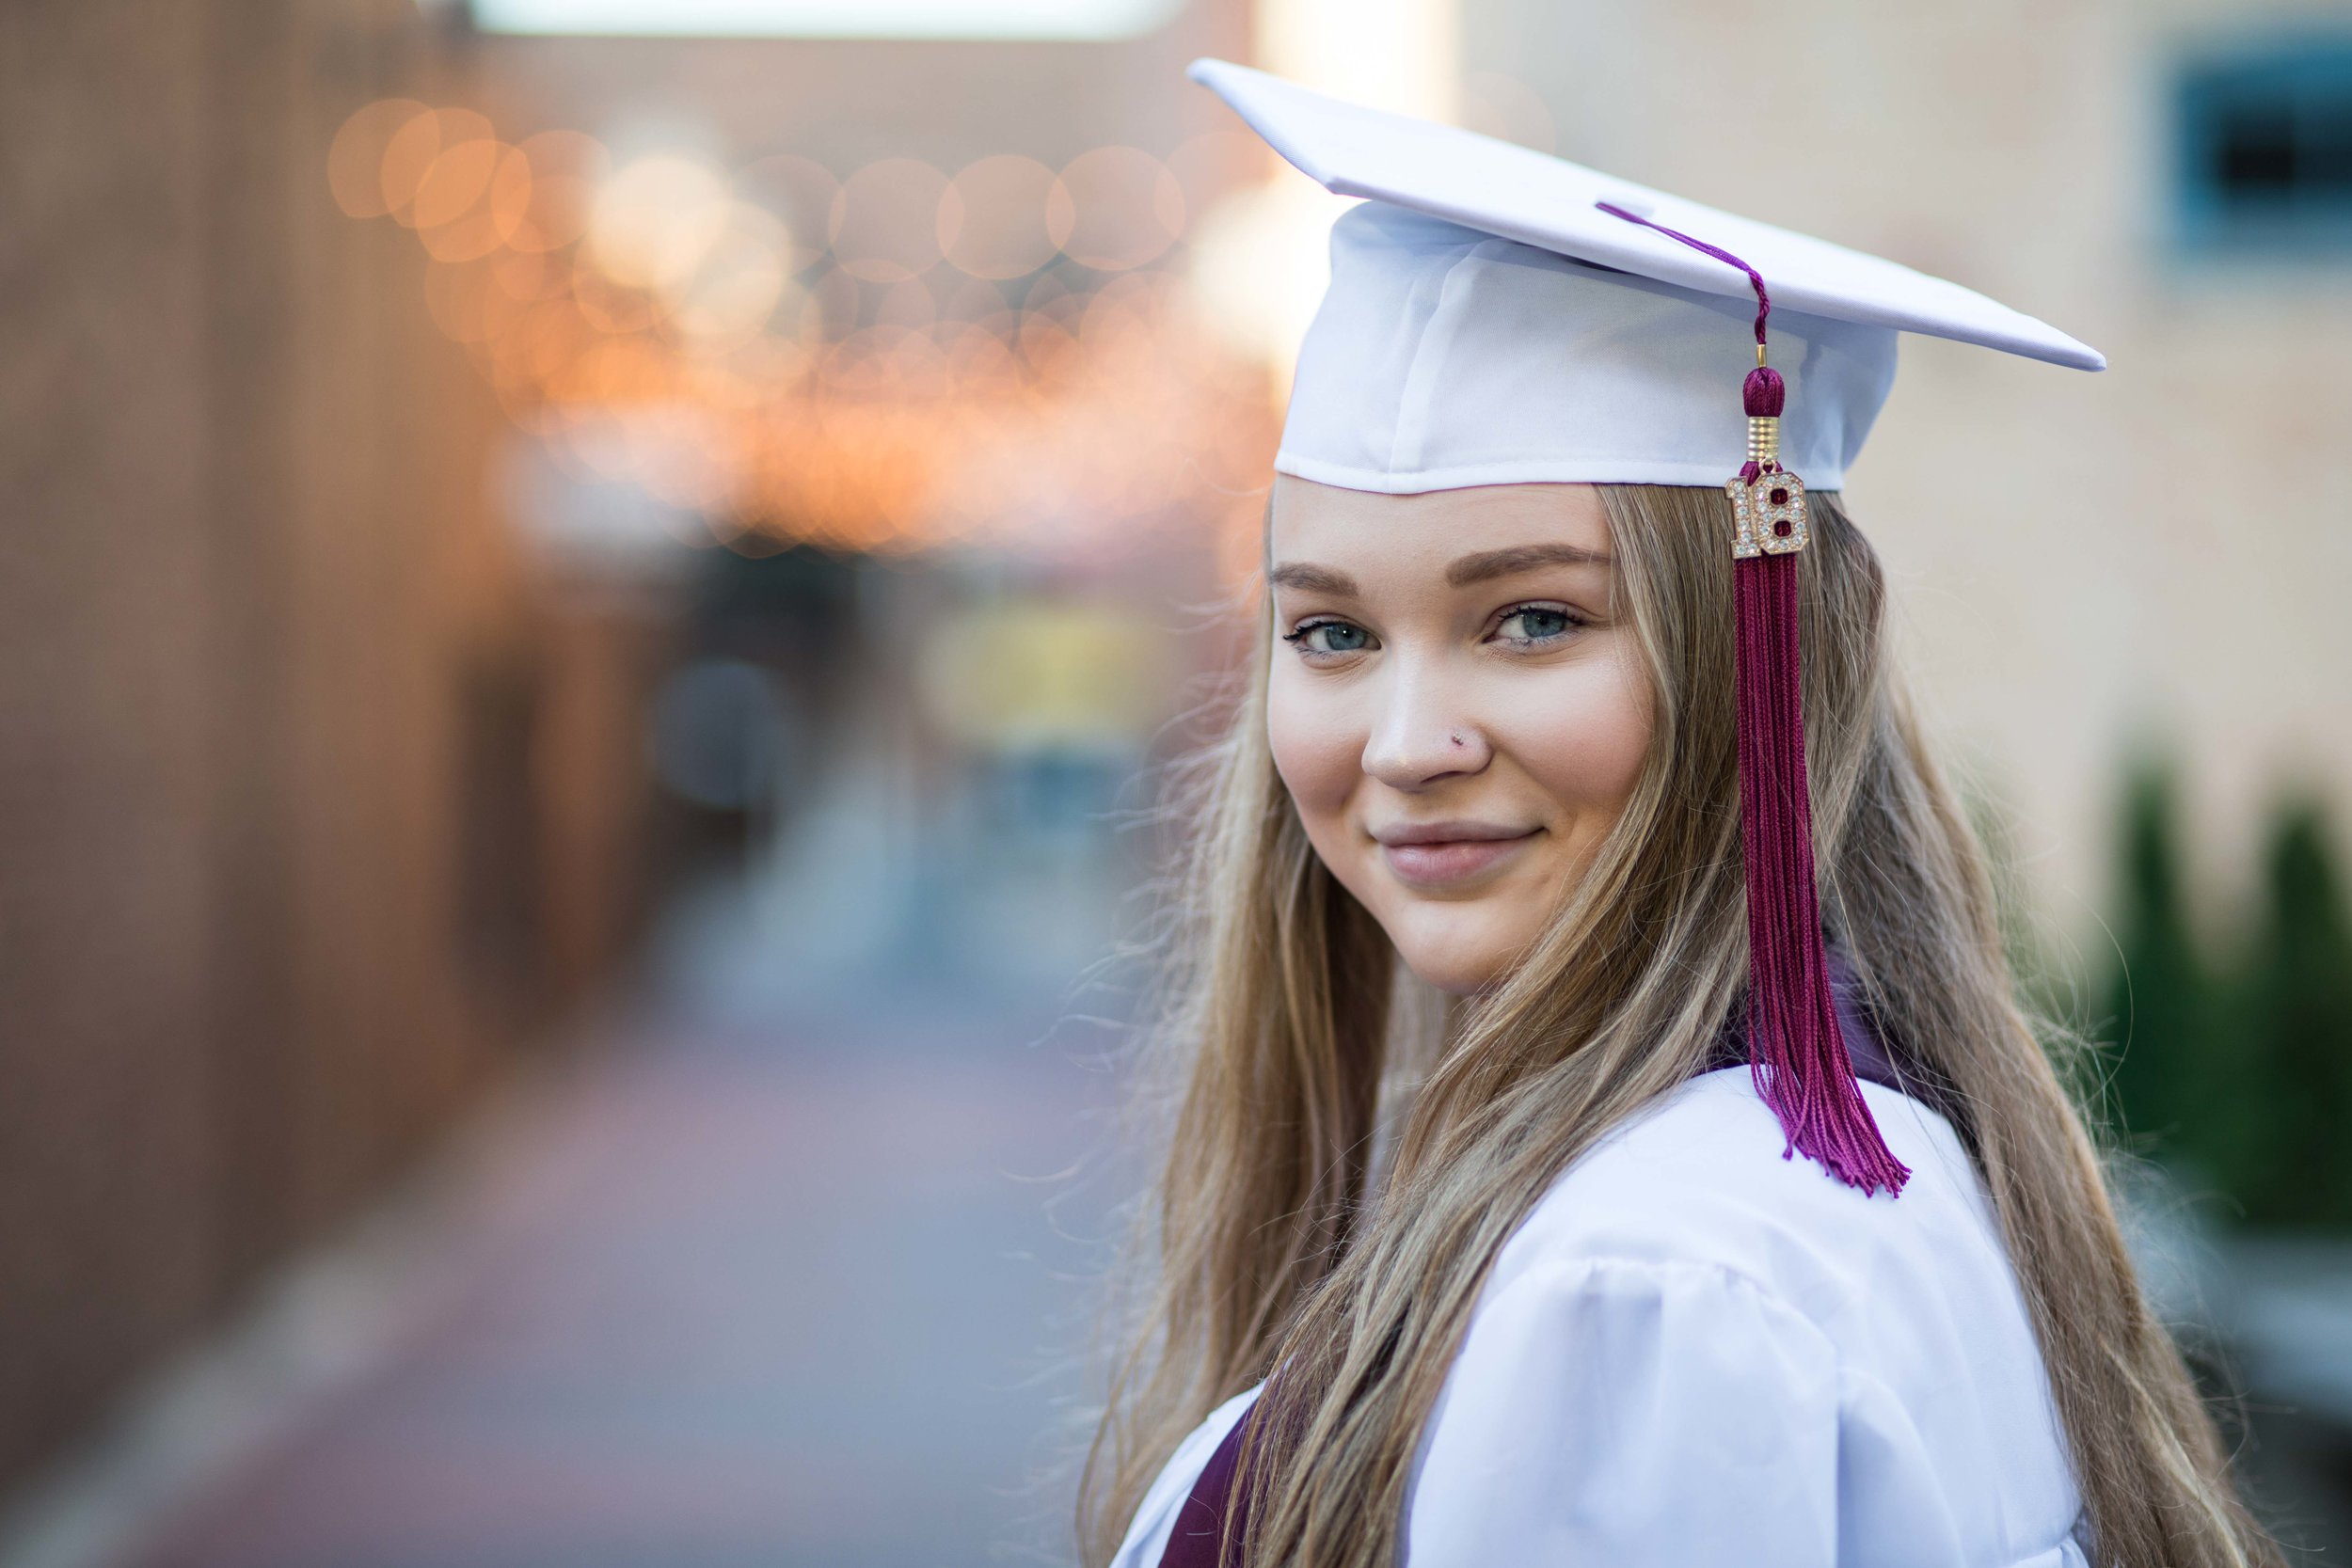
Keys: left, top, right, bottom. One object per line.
{"left": 3, "top": 863, "right": 1132, "bottom": 1568}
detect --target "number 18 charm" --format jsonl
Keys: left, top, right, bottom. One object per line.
{"left": 1726, "top": 467, "right": 1808, "bottom": 559}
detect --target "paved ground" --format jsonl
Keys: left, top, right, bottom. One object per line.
{"left": 65, "top": 983, "right": 1129, "bottom": 1568}
{"left": 0, "top": 721, "right": 1154, "bottom": 1568}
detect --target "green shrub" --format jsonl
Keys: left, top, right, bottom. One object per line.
{"left": 2101, "top": 760, "right": 2228, "bottom": 1172}
{"left": 2231, "top": 798, "right": 2352, "bottom": 1229}
{"left": 2100, "top": 761, "right": 2352, "bottom": 1230}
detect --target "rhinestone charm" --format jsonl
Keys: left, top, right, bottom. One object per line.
{"left": 1725, "top": 467, "right": 1808, "bottom": 558}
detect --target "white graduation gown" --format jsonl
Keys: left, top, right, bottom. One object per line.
{"left": 1109, "top": 1067, "right": 2093, "bottom": 1568}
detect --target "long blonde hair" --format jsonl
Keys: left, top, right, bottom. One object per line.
{"left": 1080, "top": 484, "right": 2281, "bottom": 1568}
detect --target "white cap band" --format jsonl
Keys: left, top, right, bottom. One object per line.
{"left": 1279, "top": 203, "right": 1899, "bottom": 493}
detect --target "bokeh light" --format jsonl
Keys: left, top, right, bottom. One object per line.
{"left": 661, "top": 200, "right": 793, "bottom": 348}
{"left": 420, "top": 143, "right": 532, "bottom": 262}
{"left": 735, "top": 152, "right": 840, "bottom": 273}
{"left": 328, "top": 96, "right": 1283, "bottom": 559}
{"left": 385, "top": 109, "right": 496, "bottom": 228}
{"left": 409, "top": 133, "right": 503, "bottom": 230}
{"left": 588, "top": 152, "right": 733, "bottom": 291}
{"left": 510, "top": 130, "right": 610, "bottom": 252}
{"left": 1047, "top": 146, "right": 1184, "bottom": 271}
{"left": 830, "top": 157, "right": 950, "bottom": 282}
{"left": 328, "top": 99, "right": 434, "bottom": 218}
{"left": 938, "top": 154, "right": 1060, "bottom": 279}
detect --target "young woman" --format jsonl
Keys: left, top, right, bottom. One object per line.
{"left": 1079, "top": 63, "right": 2285, "bottom": 1568}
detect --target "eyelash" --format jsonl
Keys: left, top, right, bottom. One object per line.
{"left": 1281, "top": 617, "right": 1369, "bottom": 657}
{"left": 1280, "top": 602, "right": 1589, "bottom": 659}
{"left": 1492, "top": 601, "right": 1589, "bottom": 645}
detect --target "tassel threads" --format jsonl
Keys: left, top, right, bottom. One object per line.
{"left": 1734, "top": 549, "right": 1911, "bottom": 1196}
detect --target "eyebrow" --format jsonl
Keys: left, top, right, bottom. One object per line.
{"left": 1267, "top": 562, "right": 1359, "bottom": 595}
{"left": 1267, "top": 542, "right": 1612, "bottom": 599}
{"left": 1444, "top": 542, "right": 1613, "bottom": 586}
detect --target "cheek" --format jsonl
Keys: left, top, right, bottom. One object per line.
{"left": 1264, "top": 670, "right": 1361, "bottom": 822}
{"left": 1507, "top": 646, "right": 1656, "bottom": 832}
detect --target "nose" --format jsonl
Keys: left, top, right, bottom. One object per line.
{"left": 1361, "top": 667, "right": 1490, "bottom": 789}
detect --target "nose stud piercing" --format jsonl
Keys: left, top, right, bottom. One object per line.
{"left": 1450, "top": 733, "right": 1467, "bottom": 748}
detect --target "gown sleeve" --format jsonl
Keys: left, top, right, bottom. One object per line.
{"left": 1403, "top": 1255, "right": 1845, "bottom": 1568}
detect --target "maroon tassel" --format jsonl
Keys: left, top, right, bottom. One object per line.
{"left": 1734, "top": 546, "right": 1910, "bottom": 1196}
{"left": 1599, "top": 198, "right": 1908, "bottom": 1197}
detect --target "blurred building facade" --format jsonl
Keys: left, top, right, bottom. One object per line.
{"left": 1457, "top": 0, "right": 2352, "bottom": 939}
{"left": 0, "top": 0, "right": 665, "bottom": 1494}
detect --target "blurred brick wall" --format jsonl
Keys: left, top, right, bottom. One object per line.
{"left": 0, "top": 0, "right": 650, "bottom": 1490}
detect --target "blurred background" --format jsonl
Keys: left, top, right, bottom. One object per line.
{"left": 2, "top": 1, "right": 2349, "bottom": 1563}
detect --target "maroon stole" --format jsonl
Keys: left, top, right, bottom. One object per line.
{"left": 1153, "top": 951, "right": 1916, "bottom": 1568}
{"left": 1154, "top": 1395, "right": 1261, "bottom": 1568}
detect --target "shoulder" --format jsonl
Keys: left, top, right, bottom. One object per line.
{"left": 1485, "top": 1068, "right": 2012, "bottom": 1344}
{"left": 1399, "top": 1069, "right": 2086, "bottom": 1568}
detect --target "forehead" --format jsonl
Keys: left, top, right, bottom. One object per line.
{"left": 1268, "top": 476, "right": 1612, "bottom": 569}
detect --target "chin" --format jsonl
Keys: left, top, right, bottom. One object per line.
{"left": 1384, "top": 908, "right": 1533, "bottom": 997}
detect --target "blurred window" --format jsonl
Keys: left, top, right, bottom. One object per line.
{"left": 466, "top": 0, "right": 1184, "bottom": 40}
{"left": 2177, "top": 35, "right": 2352, "bottom": 252}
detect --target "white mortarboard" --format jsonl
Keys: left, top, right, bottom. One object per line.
{"left": 1190, "top": 59, "right": 2105, "bottom": 1198}
{"left": 1187, "top": 57, "right": 2102, "bottom": 494}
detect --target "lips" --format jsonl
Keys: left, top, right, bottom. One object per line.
{"left": 1372, "top": 821, "right": 1540, "bottom": 887}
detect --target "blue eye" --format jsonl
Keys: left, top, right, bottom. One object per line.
{"left": 1284, "top": 619, "right": 1374, "bottom": 655}
{"left": 1496, "top": 605, "right": 1580, "bottom": 643}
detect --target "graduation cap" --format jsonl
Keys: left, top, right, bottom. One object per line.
{"left": 1190, "top": 58, "right": 2104, "bottom": 1197}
